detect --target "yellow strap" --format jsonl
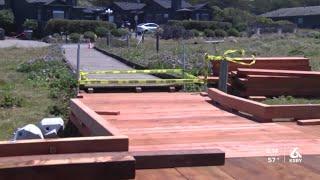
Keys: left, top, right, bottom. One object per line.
{"left": 205, "top": 49, "right": 256, "bottom": 66}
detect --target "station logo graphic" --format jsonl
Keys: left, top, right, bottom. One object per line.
{"left": 288, "top": 147, "right": 302, "bottom": 163}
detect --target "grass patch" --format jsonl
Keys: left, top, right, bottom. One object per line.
{"left": 0, "top": 46, "right": 76, "bottom": 140}
{"left": 96, "top": 33, "right": 320, "bottom": 74}
{"left": 263, "top": 96, "right": 320, "bottom": 105}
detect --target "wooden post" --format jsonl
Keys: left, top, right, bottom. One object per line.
{"left": 126, "top": 34, "right": 130, "bottom": 48}
{"left": 218, "top": 60, "right": 228, "bottom": 93}
{"left": 107, "top": 31, "right": 111, "bottom": 47}
{"left": 142, "top": 32, "right": 145, "bottom": 43}
{"left": 76, "top": 44, "right": 80, "bottom": 95}
{"left": 156, "top": 32, "right": 160, "bottom": 53}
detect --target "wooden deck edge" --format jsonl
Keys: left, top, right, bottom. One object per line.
{"left": 208, "top": 88, "right": 320, "bottom": 122}
{"left": 207, "top": 88, "right": 268, "bottom": 122}
{"left": 132, "top": 149, "right": 225, "bottom": 169}
{"left": 297, "top": 119, "right": 320, "bottom": 126}
{"left": 0, "top": 136, "right": 129, "bottom": 157}
{"left": 0, "top": 152, "right": 135, "bottom": 180}
{"left": 70, "top": 99, "right": 122, "bottom": 136}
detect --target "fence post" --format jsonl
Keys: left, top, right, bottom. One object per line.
{"left": 182, "top": 40, "right": 186, "bottom": 91}
{"left": 127, "top": 34, "right": 130, "bottom": 48}
{"left": 142, "top": 32, "right": 145, "bottom": 43}
{"left": 156, "top": 32, "right": 160, "bottom": 53}
{"left": 76, "top": 43, "right": 81, "bottom": 95}
{"left": 218, "top": 60, "right": 228, "bottom": 93}
{"left": 107, "top": 31, "right": 111, "bottom": 47}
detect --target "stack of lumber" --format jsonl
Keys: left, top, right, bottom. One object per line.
{"left": 231, "top": 68, "right": 320, "bottom": 97}
{"left": 212, "top": 57, "right": 311, "bottom": 76}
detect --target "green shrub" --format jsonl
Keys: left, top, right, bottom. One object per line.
{"left": 23, "top": 19, "right": 38, "bottom": 30}
{"left": 0, "top": 9, "right": 14, "bottom": 32}
{"left": 168, "top": 20, "right": 231, "bottom": 32}
{"left": 95, "top": 26, "right": 109, "bottom": 37}
{"left": 160, "top": 25, "right": 193, "bottom": 39}
{"left": 191, "top": 29, "right": 201, "bottom": 37}
{"left": 0, "top": 93, "right": 24, "bottom": 108}
{"left": 69, "top": 33, "right": 81, "bottom": 43}
{"left": 227, "top": 28, "right": 240, "bottom": 37}
{"left": 214, "top": 29, "right": 227, "bottom": 37}
{"left": 204, "top": 29, "right": 215, "bottom": 37}
{"left": 84, "top": 31, "right": 97, "bottom": 42}
{"left": 45, "top": 19, "right": 116, "bottom": 34}
{"left": 111, "top": 28, "right": 129, "bottom": 37}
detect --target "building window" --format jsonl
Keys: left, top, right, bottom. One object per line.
{"left": 298, "top": 17, "right": 304, "bottom": 24}
{"left": 164, "top": 14, "right": 169, "bottom": 18}
{"left": 52, "top": 10, "right": 65, "bottom": 19}
{"left": 200, "top": 13, "right": 209, "bottom": 21}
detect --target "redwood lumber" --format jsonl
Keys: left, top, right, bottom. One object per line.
{"left": 208, "top": 88, "right": 267, "bottom": 121}
{"left": 237, "top": 68, "right": 320, "bottom": 78}
{"left": 212, "top": 57, "right": 311, "bottom": 75}
{"left": 208, "top": 88, "right": 320, "bottom": 122}
{"left": 0, "top": 152, "right": 135, "bottom": 180}
{"left": 132, "top": 149, "right": 225, "bottom": 169}
{"left": 0, "top": 136, "right": 128, "bottom": 157}
{"left": 297, "top": 119, "right": 320, "bottom": 126}
{"left": 70, "top": 99, "right": 121, "bottom": 136}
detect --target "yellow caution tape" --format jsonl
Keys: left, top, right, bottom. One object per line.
{"left": 79, "top": 69, "right": 202, "bottom": 86}
{"left": 205, "top": 49, "right": 256, "bottom": 66}
{"left": 79, "top": 78, "right": 203, "bottom": 86}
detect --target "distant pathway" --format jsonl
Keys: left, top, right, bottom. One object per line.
{"left": 0, "top": 39, "right": 49, "bottom": 48}
{"left": 62, "top": 44, "right": 158, "bottom": 80}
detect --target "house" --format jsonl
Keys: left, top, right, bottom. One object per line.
{"left": 110, "top": 0, "right": 213, "bottom": 27}
{"left": 0, "top": 0, "right": 5, "bottom": 10}
{"left": 261, "top": 6, "right": 320, "bottom": 28}
{"left": 111, "top": 1, "right": 146, "bottom": 28}
{"left": 9, "top": 0, "right": 76, "bottom": 31}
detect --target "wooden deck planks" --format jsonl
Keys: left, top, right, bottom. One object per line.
{"left": 77, "top": 92, "right": 320, "bottom": 159}
{"left": 136, "top": 156, "right": 320, "bottom": 180}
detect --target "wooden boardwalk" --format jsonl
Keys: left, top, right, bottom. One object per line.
{"left": 79, "top": 92, "right": 320, "bottom": 158}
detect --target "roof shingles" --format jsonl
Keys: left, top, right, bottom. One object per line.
{"left": 114, "top": 2, "right": 146, "bottom": 11}
{"left": 261, "top": 6, "right": 320, "bottom": 17}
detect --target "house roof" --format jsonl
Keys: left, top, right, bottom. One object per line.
{"left": 152, "top": 0, "right": 192, "bottom": 9}
{"left": 261, "top": 6, "right": 320, "bottom": 18}
{"left": 114, "top": 1, "right": 146, "bottom": 11}
{"left": 0, "top": 0, "right": 5, "bottom": 6}
{"left": 191, "top": 3, "right": 209, "bottom": 10}
{"left": 26, "top": 0, "right": 67, "bottom": 4}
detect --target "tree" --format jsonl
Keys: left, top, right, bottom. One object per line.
{"left": 0, "top": 9, "right": 14, "bottom": 29}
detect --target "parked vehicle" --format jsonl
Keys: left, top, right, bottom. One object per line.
{"left": 136, "top": 23, "right": 159, "bottom": 33}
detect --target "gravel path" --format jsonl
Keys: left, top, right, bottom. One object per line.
{"left": 62, "top": 44, "right": 158, "bottom": 80}
{"left": 0, "top": 39, "right": 49, "bottom": 48}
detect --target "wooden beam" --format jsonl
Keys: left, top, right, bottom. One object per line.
{"left": 297, "top": 119, "right": 320, "bottom": 126}
{"left": 0, "top": 136, "right": 129, "bottom": 157}
{"left": 70, "top": 99, "right": 122, "bottom": 136}
{"left": 237, "top": 68, "right": 320, "bottom": 78}
{"left": 132, "top": 149, "right": 225, "bottom": 169}
{"left": 208, "top": 88, "right": 267, "bottom": 121}
{"left": 0, "top": 152, "right": 135, "bottom": 180}
{"left": 208, "top": 88, "right": 320, "bottom": 122}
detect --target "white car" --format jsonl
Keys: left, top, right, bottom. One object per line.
{"left": 136, "top": 23, "right": 159, "bottom": 33}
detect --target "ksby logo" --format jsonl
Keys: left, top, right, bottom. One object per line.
{"left": 289, "top": 147, "right": 302, "bottom": 163}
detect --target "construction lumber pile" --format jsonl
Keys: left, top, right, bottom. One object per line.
{"left": 212, "top": 57, "right": 311, "bottom": 76}
{"left": 231, "top": 68, "right": 320, "bottom": 97}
